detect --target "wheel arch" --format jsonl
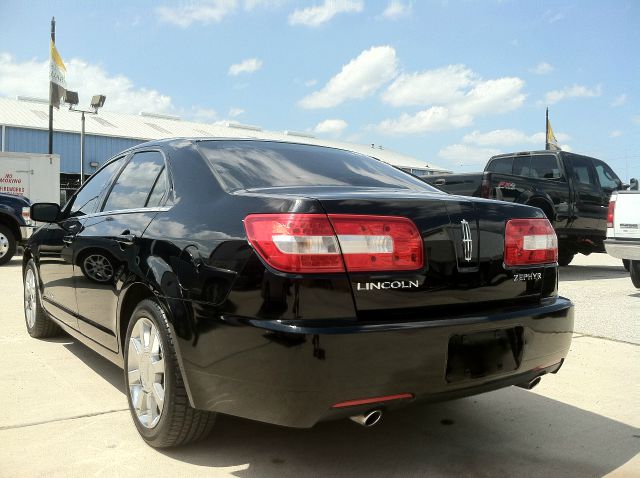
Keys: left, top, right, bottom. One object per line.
{"left": 526, "top": 196, "right": 556, "bottom": 222}
{"left": 117, "top": 281, "right": 196, "bottom": 407}
{"left": 0, "top": 211, "right": 20, "bottom": 242}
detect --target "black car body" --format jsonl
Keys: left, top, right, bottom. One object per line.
{"left": 24, "top": 139, "right": 573, "bottom": 447}
{"left": 0, "top": 192, "right": 33, "bottom": 265}
{"left": 422, "top": 150, "right": 625, "bottom": 265}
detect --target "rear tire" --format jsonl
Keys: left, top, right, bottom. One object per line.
{"left": 622, "top": 259, "right": 630, "bottom": 271}
{"left": 23, "top": 259, "right": 61, "bottom": 338}
{"left": 630, "top": 261, "right": 640, "bottom": 289}
{"left": 124, "top": 299, "right": 216, "bottom": 448}
{"left": 0, "top": 224, "right": 17, "bottom": 266}
{"left": 558, "top": 249, "right": 574, "bottom": 267}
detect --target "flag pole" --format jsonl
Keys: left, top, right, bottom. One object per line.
{"left": 48, "top": 17, "right": 55, "bottom": 155}
{"left": 545, "top": 107, "right": 549, "bottom": 151}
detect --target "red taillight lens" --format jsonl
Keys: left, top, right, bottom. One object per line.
{"left": 244, "top": 214, "right": 424, "bottom": 273}
{"left": 328, "top": 214, "right": 423, "bottom": 271}
{"left": 504, "top": 218, "right": 558, "bottom": 267}
{"left": 244, "top": 214, "right": 344, "bottom": 273}
{"left": 607, "top": 200, "right": 615, "bottom": 228}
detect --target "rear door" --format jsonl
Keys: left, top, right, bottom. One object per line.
{"left": 565, "top": 154, "right": 604, "bottom": 234}
{"left": 72, "top": 150, "right": 170, "bottom": 351}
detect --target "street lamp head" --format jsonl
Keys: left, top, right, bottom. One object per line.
{"left": 90, "top": 95, "right": 106, "bottom": 110}
{"left": 65, "top": 90, "right": 79, "bottom": 106}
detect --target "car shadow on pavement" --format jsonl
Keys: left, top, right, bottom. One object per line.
{"left": 63, "top": 340, "right": 125, "bottom": 393}
{"left": 158, "top": 388, "right": 639, "bottom": 478}
{"left": 560, "top": 264, "right": 628, "bottom": 282}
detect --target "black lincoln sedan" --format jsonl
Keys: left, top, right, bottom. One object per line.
{"left": 23, "top": 139, "right": 573, "bottom": 447}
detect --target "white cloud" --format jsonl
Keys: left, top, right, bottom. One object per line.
{"left": 609, "top": 130, "right": 623, "bottom": 138}
{"left": 382, "top": 1, "right": 412, "bottom": 19}
{"left": 382, "top": 65, "right": 477, "bottom": 107}
{"left": 156, "top": 0, "right": 285, "bottom": 26}
{"left": 611, "top": 94, "right": 627, "bottom": 107}
{"left": 437, "top": 144, "right": 502, "bottom": 165}
{"left": 376, "top": 107, "right": 473, "bottom": 135}
{"left": 191, "top": 106, "right": 218, "bottom": 122}
{"left": 299, "top": 45, "right": 398, "bottom": 109}
{"left": 156, "top": 0, "right": 238, "bottom": 27}
{"left": 289, "top": 0, "right": 363, "bottom": 27}
{"left": 452, "top": 77, "right": 525, "bottom": 116}
{"left": 543, "top": 10, "right": 564, "bottom": 24}
{"left": 0, "top": 53, "right": 174, "bottom": 114}
{"left": 228, "top": 58, "right": 263, "bottom": 76}
{"left": 314, "top": 118, "right": 348, "bottom": 134}
{"left": 542, "top": 84, "right": 602, "bottom": 105}
{"left": 304, "top": 79, "right": 317, "bottom": 87}
{"left": 228, "top": 107, "right": 245, "bottom": 117}
{"left": 376, "top": 66, "right": 525, "bottom": 135}
{"left": 463, "top": 129, "right": 570, "bottom": 147}
{"left": 531, "top": 62, "right": 554, "bottom": 75}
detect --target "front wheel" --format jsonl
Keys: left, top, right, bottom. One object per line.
{"left": 0, "top": 224, "right": 17, "bottom": 266}
{"left": 622, "top": 259, "right": 630, "bottom": 271}
{"left": 124, "top": 299, "right": 216, "bottom": 448}
{"left": 630, "top": 261, "right": 640, "bottom": 289}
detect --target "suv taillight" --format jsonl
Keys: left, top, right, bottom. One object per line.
{"left": 244, "top": 214, "right": 424, "bottom": 274}
{"left": 607, "top": 199, "right": 615, "bottom": 228}
{"left": 504, "top": 218, "right": 558, "bottom": 267}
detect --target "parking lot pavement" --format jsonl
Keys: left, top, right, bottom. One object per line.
{"left": 1, "top": 255, "right": 638, "bottom": 478}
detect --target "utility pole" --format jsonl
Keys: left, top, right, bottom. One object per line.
{"left": 48, "top": 17, "right": 55, "bottom": 155}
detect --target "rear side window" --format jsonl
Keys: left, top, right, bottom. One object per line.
{"left": 571, "top": 157, "right": 597, "bottom": 186}
{"left": 69, "top": 157, "right": 125, "bottom": 217}
{"left": 486, "top": 157, "right": 512, "bottom": 174}
{"left": 102, "top": 151, "right": 165, "bottom": 211}
{"left": 530, "top": 155, "right": 562, "bottom": 179}
{"left": 593, "top": 160, "right": 619, "bottom": 190}
{"left": 198, "top": 141, "right": 437, "bottom": 192}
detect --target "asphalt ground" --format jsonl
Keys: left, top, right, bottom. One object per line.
{"left": 0, "top": 253, "right": 638, "bottom": 477}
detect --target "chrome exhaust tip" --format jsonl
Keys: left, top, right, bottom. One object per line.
{"left": 517, "top": 376, "right": 542, "bottom": 390}
{"left": 350, "top": 409, "right": 383, "bottom": 427}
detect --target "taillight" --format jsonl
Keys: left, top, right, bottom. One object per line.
{"left": 480, "top": 173, "right": 491, "bottom": 198}
{"left": 244, "top": 214, "right": 344, "bottom": 273}
{"left": 328, "top": 215, "right": 423, "bottom": 271}
{"left": 607, "top": 199, "right": 615, "bottom": 228}
{"left": 244, "top": 213, "right": 424, "bottom": 274}
{"left": 504, "top": 218, "right": 558, "bottom": 267}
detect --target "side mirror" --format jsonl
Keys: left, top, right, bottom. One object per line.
{"left": 31, "top": 203, "right": 61, "bottom": 223}
{"left": 630, "top": 178, "right": 639, "bottom": 191}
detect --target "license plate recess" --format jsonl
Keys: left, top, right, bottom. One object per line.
{"left": 446, "top": 327, "right": 524, "bottom": 383}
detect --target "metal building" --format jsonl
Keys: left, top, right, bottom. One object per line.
{"left": 0, "top": 96, "right": 451, "bottom": 198}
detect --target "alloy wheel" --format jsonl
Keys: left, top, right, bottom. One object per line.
{"left": 24, "top": 268, "right": 37, "bottom": 329}
{"left": 127, "top": 317, "right": 165, "bottom": 429}
{"left": 83, "top": 254, "right": 114, "bottom": 282}
{"left": 0, "top": 232, "right": 8, "bottom": 259}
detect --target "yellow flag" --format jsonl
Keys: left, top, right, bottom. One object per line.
{"left": 546, "top": 114, "right": 560, "bottom": 151}
{"left": 49, "top": 40, "right": 67, "bottom": 108}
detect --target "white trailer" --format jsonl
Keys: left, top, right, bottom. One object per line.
{"left": 0, "top": 152, "right": 61, "bottom": 204}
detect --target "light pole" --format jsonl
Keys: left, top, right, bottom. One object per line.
{"left": 65, "top": 91, "right": 106, "bottom": 185}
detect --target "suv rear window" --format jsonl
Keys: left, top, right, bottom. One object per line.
{"left": 198, "top": 141, "right": 437, "bottom": 192}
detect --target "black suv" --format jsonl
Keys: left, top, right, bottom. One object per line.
{"left": 24, "top": 139, "right": 573, "bottom": 448}
{"left": 0, "top": 192, "right": 33, "bottom": 265}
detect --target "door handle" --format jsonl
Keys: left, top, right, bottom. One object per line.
{"left": 116, "top": 234, "right": 136, "bottom": 246}
{"left": 62, "top": 235, "right": 74, "bottom": 245}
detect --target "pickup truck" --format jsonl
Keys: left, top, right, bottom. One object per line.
{"left": 604, "top": 189, "right": 640, "bottom": 287}
{"left": 423, "top": 150, "right": 626, "bottom": 266}
{"left": 0, "top": 192, "right": 33, "bottom": 265}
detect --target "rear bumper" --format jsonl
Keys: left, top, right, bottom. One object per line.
{"left": 605, "top": 239, "right": 640, "bottom": 260}
{"left": 179, "top": 297, "right": 574, "bottom": 428}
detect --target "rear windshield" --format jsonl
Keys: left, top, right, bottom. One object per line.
{"left": 197, "top": 141, "right": 437, "bottom": 192}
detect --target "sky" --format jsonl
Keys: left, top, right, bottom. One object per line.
{"left": 0, "top": 0, "right": 638, "bottom": 180}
